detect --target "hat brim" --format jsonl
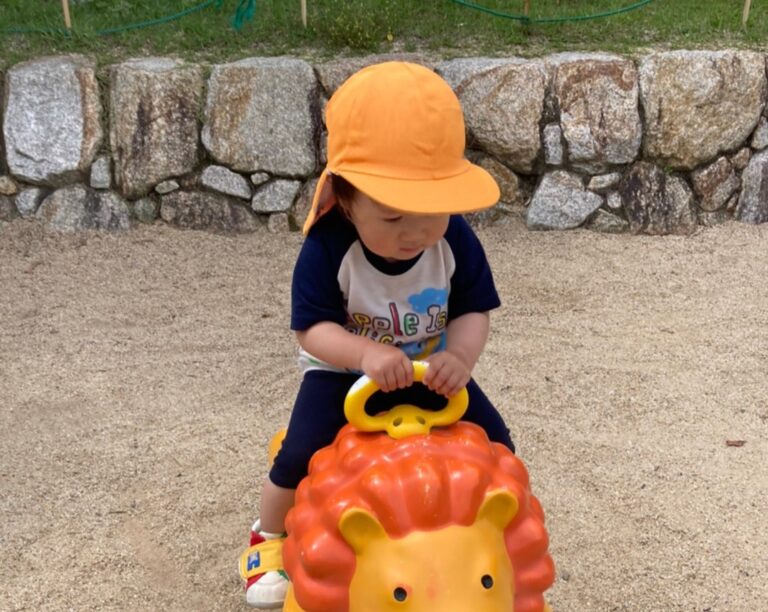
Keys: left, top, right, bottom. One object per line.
{"left": 302, "top": 161, "right": 500, "bottom": 234}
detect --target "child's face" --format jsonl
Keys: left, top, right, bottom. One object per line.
{"left": 348, "top": 191, "right": 450, "bottom": 262}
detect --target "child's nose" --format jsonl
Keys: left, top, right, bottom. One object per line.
{"left": 401, "top": 225, "right": 426, "bottom": 242}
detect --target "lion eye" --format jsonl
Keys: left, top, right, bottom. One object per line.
{"left": 481, "top": 574, "right": 494, "bottom": 589}
{"left": 393, "top": 586, "right": 408, "bottom": 602}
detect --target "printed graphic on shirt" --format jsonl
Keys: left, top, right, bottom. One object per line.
{"left": 403, "top": 333, "right": 446, "bottom": 360}
{"left": 409, "top": 287, "right": 448, "bottom": 314}
{"left": 345, "top": 286, "right": 449, "bottom": 359}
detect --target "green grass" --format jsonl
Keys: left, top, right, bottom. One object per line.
{"left": 1, "top": 0, "right": 767, "bottom": 70}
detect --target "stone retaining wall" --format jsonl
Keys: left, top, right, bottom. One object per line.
{"left": 2, "top": 51, "right": 768, "bottom": 234}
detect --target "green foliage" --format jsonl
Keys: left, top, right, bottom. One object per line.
{"left": 90, "top": 0, "right": 133, "bottom": 14}
{"left": 0, "top": 0, "right": 767, "bottom": 69}
{"left": 311, "top": 0, "right": 399, "bottom": 50}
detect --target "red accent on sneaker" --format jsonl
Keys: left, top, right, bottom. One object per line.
{"left": 245, "top": 528, "right": 267, "bottom": 591}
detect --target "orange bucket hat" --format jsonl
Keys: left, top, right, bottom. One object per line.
{"left": 303, "top": 61, "right": 500, "bottom": 234}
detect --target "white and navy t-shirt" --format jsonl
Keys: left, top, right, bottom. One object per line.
{"left": 291, "top": 208, "right": 501, "bottom": 373}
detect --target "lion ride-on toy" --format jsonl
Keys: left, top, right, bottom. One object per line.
{"left": 240, "top": 361, "right": 555, "bottom": 611}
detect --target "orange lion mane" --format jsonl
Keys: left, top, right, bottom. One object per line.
{"left": 283, "top": 422, "right": 555, "bottom": 611}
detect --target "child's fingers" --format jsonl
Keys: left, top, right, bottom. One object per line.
{"left": 422, "top": 355, "right": 441, "bottom": 385}
{"left": 377, "top": 357, "right": 412, "bottom": 391}
{"left": 424, "top": 359, "right": 448, "bottom": 393}
{"left": 389, "top": 366, "right": 404, "bottom": 390}
{"left": 425, "top": 359, "right": 468, "bottom": 397}
{"left": 374, "top": 373, "right": 390, "bottom": 392}
{"left": 444, "top": 371, "right": 469, "bottom": 398}
{"left": 403, "top": 358, "right": 414, "bottom": 386}
{"left": 393, "top": 358, "right": 412, "bottom": 389}
{"left": 372, "top": 364, "right": 395, "bottom": 391}
{"left": 384, "top": 364, "right": 403, "bottom": 391}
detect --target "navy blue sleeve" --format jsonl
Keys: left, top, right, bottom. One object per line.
{"left": 445, "top": 215, "right": 501, "bottom": 319}
{"left": 290, "top": 210, "right": 355, "bottom": 331}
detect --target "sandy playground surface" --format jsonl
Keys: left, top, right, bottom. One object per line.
{"left": 1, "top": 214, "right": 766, "bottom": 611}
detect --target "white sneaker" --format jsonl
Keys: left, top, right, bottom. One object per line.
{"left": 244, "top": 520, "right": 289, "bottom": 608}
{"left": 245, "top": 570, "right": 289, "bottom": 608}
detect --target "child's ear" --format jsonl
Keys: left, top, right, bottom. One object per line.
{"left": 316, "top": 172, "right": 336, "bottom": 216}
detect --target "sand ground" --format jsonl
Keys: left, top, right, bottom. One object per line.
{"left": 1, "top": 215, "right": 766, "bottom": 611}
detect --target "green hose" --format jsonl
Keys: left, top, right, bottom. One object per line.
{"left": 449, "top": 0, "right": 655, "bottom": 24}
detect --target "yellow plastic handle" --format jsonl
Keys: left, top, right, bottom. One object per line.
{"left": 343, "top": 361, "right": 469, "bottom": 439}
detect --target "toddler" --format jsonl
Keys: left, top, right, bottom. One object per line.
{"left": 245, "top": 61, "right": 515, "bottom": 608}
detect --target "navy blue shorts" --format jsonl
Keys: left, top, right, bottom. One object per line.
{"left": 269, "top": 370, "right": 514, "bottom": 489}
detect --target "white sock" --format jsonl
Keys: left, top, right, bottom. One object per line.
{"left": 252, "top": 519, "right": 285, "bottom": 540}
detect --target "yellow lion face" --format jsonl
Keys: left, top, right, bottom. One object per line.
{"left": 283, "top": 422, "right": 554, "bottom": 611}
{"left": 339, "top": 490, "right": 518, "bottom": 612}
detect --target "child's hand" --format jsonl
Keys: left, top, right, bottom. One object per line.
{"left": 360, "top": 343, "right": 414, "bottom": 392}
{"left": 423, "top": 351, "right": 471, "bottom": 397}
